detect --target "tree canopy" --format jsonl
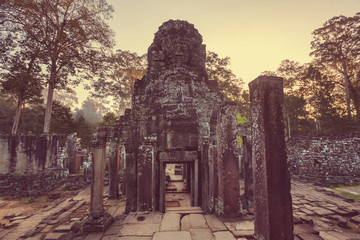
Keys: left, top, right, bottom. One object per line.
{"left": 1, "top": 0, "right": 115, "bottom": 133}
{"left": 311, "top": 13, "right": 360, "bottom": 120}
{"left": 206, "top": 51, "right": 249, "bottom": 117}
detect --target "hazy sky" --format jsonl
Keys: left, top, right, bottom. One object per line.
{"left": 75, "top": 0, "right": 360, "bottom": 108}
{"left": 106, "top": 0, "right": 359, "bottom": 83}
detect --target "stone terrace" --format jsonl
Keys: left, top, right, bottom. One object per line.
{"left": 1, "top": 180, "right": 360, "bottom": 240}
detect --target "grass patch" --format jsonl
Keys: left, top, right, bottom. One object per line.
{"left": 338, "top": 191, "right": 360, "bottom": 202}
{"left": 330, "top": 187, "right": 360, "bottom": 202}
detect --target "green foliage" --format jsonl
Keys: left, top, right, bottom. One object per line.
{"left": 236, "top": 113, "right": 248, "bottom": 125}
{"left": 206, "top": 51, "right": 249, "bottom": 118}
{"left": 237, "top": 136, "right": 243, "bottom": 148}
{"left": 311, "top": 13, "right": 360, "bottom": 120}
{"left": 74, "top": 115, "right": 94, "bottom": 148}
{"left": 91, "top": 50, "right": 147, "bottom": 114}
{"left": 1, "top": 0, "right": 115, "bottom": 132}
{"left": 0, "top": 97, "right": 15, "bottom": 133}
{"left": 99, "top": 112, "right": 118, "bottom": 126}
{"left": 49, "top": 101, "right": 76, "bottom": 134}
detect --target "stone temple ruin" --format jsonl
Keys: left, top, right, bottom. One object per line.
{"left": 122, "top": 20, "right": 241, "bottom": 215}
{"left": 2, "top": 20, "right": 360, "bottom": 240}
{"left": 84, "top": 20, "right": 294, "bottom": 239}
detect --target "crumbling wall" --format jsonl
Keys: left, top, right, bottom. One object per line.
{"left": 0, "top": 134, "right": 76, "bottom": 175}
{"left": 287, "top": 133, "right": 360, "bottom": 186}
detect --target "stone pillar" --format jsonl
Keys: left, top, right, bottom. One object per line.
{"left": 194, "top": 158, "right": 199, "bottom": 206}
{"left": 201, "top": 137, "right": 210, "bottom": 212}
{"left": 208, "top": 145, "right": 218, "bottom": 213}
{"left": 218, "top": 103, "right": 241, "bottom": 217}
{"left": 119, "top": 144, "right": 126, "bottom": 194}
{"left": 242, "top": 136, "right": 253, "bottom": 209}
{"left": 108, "top": 127, "right": 120, "bottom": 199}
{"left": 249, "top": 76, "right": 294, "bottom": 240}
{"left": 83, "top": 127, "right": 113, "bottom": 232}
{"left": 137, "top": 137, "right": 156, "bottom": 211}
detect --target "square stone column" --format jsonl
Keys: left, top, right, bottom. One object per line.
{"left": 201, "top": 137, "right": 210, "bottom": 213}
{"left": 137, "top": 143, "right": 155, "bottom": 211}
{"left": 249, "top": 76, "right": 294, "bottom": 240}
{"left": 242, "top": 136, "right": 253, "bottom": 209}
{"left": 108, "top": 141, "right": 120, "bottom": 199}
{"left": 83, "top": 127, "right": 113, "bottom": 232}
{"left": 217, "top": 103, "right": 241, "bottom": 217}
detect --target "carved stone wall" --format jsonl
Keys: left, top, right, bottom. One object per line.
{"left": 287, "top": 133, "right": 360, "bottom": 186}
{"left": 0, "top": 134, "right": 77, "bottom": 174}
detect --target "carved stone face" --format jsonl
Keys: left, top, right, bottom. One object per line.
{"left": 148, "top": 20, "right": 206, "bottom": 72}
{"left": 167, "top": 41, "right": 190, "bottom": 66}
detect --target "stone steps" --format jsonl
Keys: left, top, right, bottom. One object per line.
{"left": 166, "top": 206, "right": 203, "bottom": 215}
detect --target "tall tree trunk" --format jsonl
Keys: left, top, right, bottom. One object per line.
{"left": 343, "top": 65, "right": 352, "bottom": 119}
{"left": 349, "top": 82, "right": 360, "bottom": 122}
{"left": 43, "top": 64, "right": 56, "bottom": 133}
{"left": 11, "top": 99, "right": 23, "bottom": 134}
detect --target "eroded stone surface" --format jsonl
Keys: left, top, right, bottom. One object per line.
{"left": 213, "top": 231, "right": 236, "bottom": 240}
{"left": 120, "top": 223, "right": 160, "bottom": 236}
{"left": 188, "top": 214, "right": 208, "bottom": 229}
{"left": 153, "top": 231, "right": 192, "bottom": 240}
{"left": 204, "top": 214, "right": 227, "bottom": 232}
{"left": 160, "top": 213, "right": 181, "bottom": 231}
{"left": 249, "top": 76, "right": 294, "bottom": 240}
{"left": 190, "top": 228, "right": 213, "bottom": 240}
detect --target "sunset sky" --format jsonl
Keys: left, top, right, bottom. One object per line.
{"left": 106, "top": 0, "right": 359, "bottom": 83}
{"left": 74, "top": 0, "right": 360, "bottom": 107}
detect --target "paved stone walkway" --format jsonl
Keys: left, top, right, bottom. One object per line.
{"left": 0, "top": 181, "right": 359, "bottom": 239}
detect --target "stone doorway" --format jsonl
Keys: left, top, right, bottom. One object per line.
{"left": 165, "top": 163, "right": 192, "bottom": 209}
{"left": 158, "top": 150, "right": 199, "bottom": 212}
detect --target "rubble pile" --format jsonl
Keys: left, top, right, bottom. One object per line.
{"left": 0, "top": 173, "right": 88, "bottom": 199}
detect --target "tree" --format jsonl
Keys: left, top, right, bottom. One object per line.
{"left": 205, "top": 51, "right": 249, "bottom": 117}
{"left": 90, "top": 50, "right": 147, "bottom": 114}
{"left": 99, "top": 112, "right": 118, "bottom": 126}
{"left": 311, "top": 13, "right": 360, "bottom": 120}
{"left": 1, "top": 0, "right": 115, "bottom": 133}
{"left": 49, "top": 101, "right": 76, "bottom": 134}
{"left": 74, "top": 115, "right": 94, "bottom": 148}
{"left": 0, "top": 47, "right": 43, "bottom": 134}
{"left": 262, "top": 60, "right": 311, "bottom": 136}
{"left": 0, "top": 97, "right": 15, "bottom": 133}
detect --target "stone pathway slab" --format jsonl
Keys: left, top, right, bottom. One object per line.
{"left": 204, "top": 214, "right": 227, "bottom": 232}
{"left": 160, "top": 213, "right": 180, "bottom": 231}
{"left": 213, "top": 231, "right": 236, "bottom": 240}
{"left": 188, "top": 214, "right": 208, "bottom": 229}
{"left": 124, "top": 213, "right": 162, "bottom": 224}
{"left": 190, "top": 228, "right": 213, "bottom": 240}
{"left": 120, "top": 223, "right": 160, "bottom": 236}
{"left": 153, "top": 231, "right": 191, "bottom": 240}
{"left": 224, "top": 221, "right": 254, "bottom": 238}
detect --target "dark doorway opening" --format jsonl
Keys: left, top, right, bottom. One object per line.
{"left": 164, "top": 163, "right": 192, "bottom": 209}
